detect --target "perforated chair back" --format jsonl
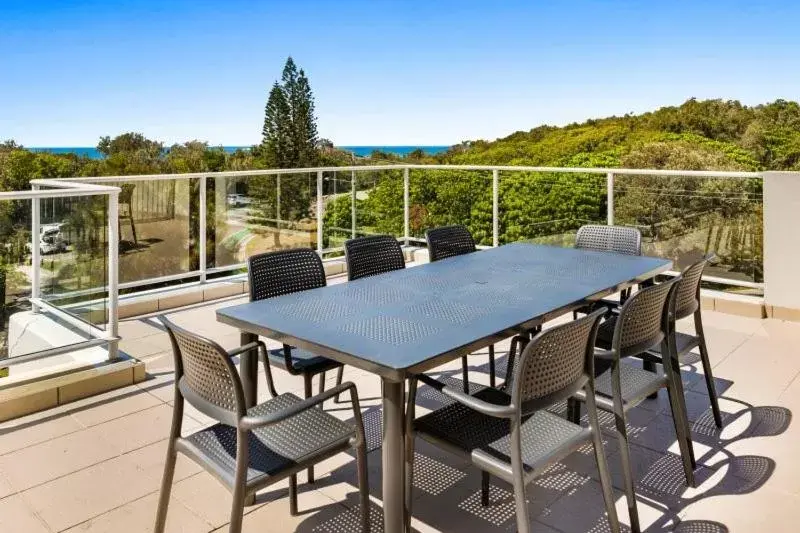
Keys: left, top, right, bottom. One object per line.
{"left": 248, "top": 248, "right": 326, "bottom": 302}
{"left": 344, "top": 235, "right": 405, "bottom": 281}
{"left": 613, "top": 276, "right": 681, "bottom": 358}
{"left": 512, "top": 309, "right": 605, "bottom": 412}
{"left": 673, "top": 257, "right": 709, "bottom": 321}
{"left": 426, "top": 225, "right": 477, "bottom": 262}
{"left": 576, "top": 225, "right": 642, "bottom": 256}
{"left": 161, "top": 316, "right": 245, "bottom": 426}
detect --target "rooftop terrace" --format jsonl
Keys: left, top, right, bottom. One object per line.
{"left": 1, "top": 264, "right": 798, "bottom": 532}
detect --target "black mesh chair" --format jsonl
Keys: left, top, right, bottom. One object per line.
{"left": 344, "top": 234, "right": 406, "bottom": 281}
{"left": 247, "top": 248, "right": 346, "bottom": 482}
{"left": 574, "top": 224, "right": 643, "bottom": 317}
{"left": 426, "top": 225, "right": 498, "bottom": 390}
{"left": 640, "top": 256, "right": 723, "bottom": 427}
{"left": 569, "top": 276, "right": 696, "bottom": 533}
{"left": 404, "top": 309, "right": 619, "bottom": 533}
{"left": 154, "top": 318, "right": 370, "bottom": 533}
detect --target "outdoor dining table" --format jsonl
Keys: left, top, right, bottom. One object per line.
{"left": 216, "top": 241, "right": 672, "bottom": 533}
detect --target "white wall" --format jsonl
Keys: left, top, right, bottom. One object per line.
{"left": 763, "top": 171, "right": 800, "bottom": 311}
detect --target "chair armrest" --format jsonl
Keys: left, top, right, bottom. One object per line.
{"left": 239, "top": 382, "right": 358, "bottom": 430}
{"left": 226, "top": 341, "right": 266, "bottom": 359}
{"left": 593, "top": 348, "right": 616, "bottom": 361}
{"left": 416, "top": 374, "right": 515, "bottom": 419}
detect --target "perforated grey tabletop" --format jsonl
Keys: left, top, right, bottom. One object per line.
{"left": 216, "top": 242, "right": 671, "bottom": 381}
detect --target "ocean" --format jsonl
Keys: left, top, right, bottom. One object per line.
{"left": 28, "top": 145, "right": 450, "bottom": 159}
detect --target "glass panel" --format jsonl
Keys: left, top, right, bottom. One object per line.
{"left": 110, "top": 178, "right": 196, "bottom": 284}
{"left": 211, "top": 172, "right": 318, "bottom": 269}
{"left": 39, "top": 193, "right": 108, "bottom": 329}
{"left": 408, "top": 169, "right": 494, "bottom": 245}
{"left": 357, "top": 168, "right": 404, "bottom": 240}
{"left": 498, "top": 171, "right": 607, "bottom": 245}
{"left": 614, "top": 173, "right": 763, "bottom": 293}
{"left": 1, "top": 196, "right": 106, "bottom": 383}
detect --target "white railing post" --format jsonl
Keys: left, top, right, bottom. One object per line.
{"left": 492, "top": 169, "right": 499, "bottom": 247}
{"left": 403, "top": 167, "right": 410, "bottom": 245}
{"left": 317, "top": 170, "right": 324, "bottom": 254}
{"left": 31, "top": 184, "right": 41, "bottom": 313}
{"left": 351, "top": 169, "right": 356, "bottom": 239}
{"left": 606, "top": 171, "right": 615, "bottom": 225}
{"left": 276, "top": 174, "right": 281, "bottom": 227}
{"left": 107, "top": 189, "right": 120, "bottom": 360}
{"left": 199, "top": 175, "right": 207, "bottom": 283}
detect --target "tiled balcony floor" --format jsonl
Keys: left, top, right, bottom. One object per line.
{"left": 2, "top": 279, "right": 799, "bottom": 532}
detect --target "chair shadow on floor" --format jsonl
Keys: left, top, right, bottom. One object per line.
{"left": 281, "top": 342, "right": 792, "bottom": 533}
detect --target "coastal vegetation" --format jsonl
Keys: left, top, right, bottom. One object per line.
{"left": 3, "top": 58, "right": 798, "bottom": 303}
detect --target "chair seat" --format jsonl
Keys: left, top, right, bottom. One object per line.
{"left": 593, "top": 362, "right": 667, "bottom": 409}
{"left": 414, "top": 388, "right": 590, "bottom": 480}
{"left": 178, "top": 393, "right": 354, "bottom": 489}
{"left": 267, "top": 346, "right": 341, "bottom": 374}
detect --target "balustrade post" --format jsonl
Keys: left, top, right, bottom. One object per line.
{"left": 107, "top": 189, "right": 120, "bottom": 360}
{"left": 606, "top": 172, "right": 615, "bottom": 225}
{"left": 199, "top": 175, "right": 207, "bottom": 283}
{"left": 492, "top": 169, "right": 499, "bottom": 247}
{"left": 317, "top": 171, "right": 324, "bottom": 254}
{"left": 403, "top": 167, "right": 410, "bottom": 246}
{"left": 31, "top": 184, "right": 41, "bottom": 313}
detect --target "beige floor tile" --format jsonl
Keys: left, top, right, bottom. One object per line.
{"left": 92, "top": 404, "right": 193, "bottom": 455}
{"left": 0, "top": 494, "right": 50, "bottom": 533}
{"left": 0, "top": 425, "right": 118, "bottom": 491}
{"left": 0, "top": 408, "right": 83, "bottom": 456}
{"left": 680, "top": 484, "right": 800, "bottom": 532}
{"left": 118, "top": 316, "right": 164, "bottom": 340}
{"left": 24, "top": 440, "right": 200, "bottom": 532}
{"left": 63, "top": 491, "right": 212, "bottom": 533}
{"left": 120, "top": 334, "right": 173, "bottom": 360}
{"left": 172, "top": 472, "right": 264, "bottom": 529}
{"left": 68, "top": 384, "right": 163, "bottom": 428}
{"left": 0, "top": 469, "right": 15, "bottom": 499}
{"left": 212, "top": 487, "right": 345, "bottom": 533}
{"left": 713, "top": 336, "right": 800, "bottom": 405}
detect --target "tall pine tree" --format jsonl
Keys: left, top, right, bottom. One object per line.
{"left": 262, "top": 57, "right": 319, "bottom": 168}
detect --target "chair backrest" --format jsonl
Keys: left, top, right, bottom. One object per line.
{"left": 344, "top": 235, "right": 405, "bottom": 281}
{"left": 426, "top": 225, "right": 477, "bottom": 262}
{"left": 248, "top": 248, "right": 326, "bottom": 302}
{"left": 511, "top": 309, "right": 605, "bottom": 412}
{"left": 161, "top": 316, "right": 245, "bottom": 426}
{"left": 673, "top": 256, "right": 709, "bottom": 320}
{"left": 612, "top": 275, "right": 681, "bottom": 358}
{"left": 575, "top": 225, "right": 642, "bottom": 256}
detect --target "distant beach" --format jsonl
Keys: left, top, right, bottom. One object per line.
{"left": 28, "top": 145, "right": 451, "bottom": 159}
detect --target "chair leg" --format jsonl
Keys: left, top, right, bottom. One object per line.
{"left": 643, "top": 359, "right": 658, "bottom": 400}
{"left": 511, "top": 467, "right": 531, "bottom": 533}
{"left": 404, "top": 427, "right": 416, "bottom": 531}
{"left": 567, "top": 397, "right": 582, "bottom": 424}
{"left": 698, "top": 335, "right": 723, "bottom": 428}
{"left": 303, "top": 375, "right": 315, "bottom": 484}
{"left": 488, "top": 345, "right": 496, "bottom": 388}
{"left": 481, "top": 470, "right": 491, "bottom": 507}
{"left": 591, "top": 434, "right": 621, "bottom": 533}
{"left": 614, "top": 411, "right": 641, "bottom": 533}
{"left": 356, "top": 441, "right": 371, "bottom": 533}
{"left": 461, "top": 356, "right": 470, "bottom": 393}
{"left": 663, "top": 341, "right": 697, "bottom": 480}
{"left": 228, "top": 433, "right": 250, "bottom": 533}
{"left": 288, "top": 474, "right": 298, "bottom": 516}
{"left": 665, "top": 382, "right": 697, "bottom": 487}
{"left": 318, "top": 371, "right": 326, "bottom": 395}
{"left": 334, "top": 366, "right": 345, "bottom": 403}
{"left": 153, "top": 439, "right": 178, "bottom": 533}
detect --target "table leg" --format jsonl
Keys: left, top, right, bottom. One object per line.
{"left": 240, "top": 331, "right": 259, "bottom": 408}
{"left": 239, "top": 331, "right": 259, "bottom": 506}
{"left": 382, "top": 378, "right": 405, "bottom": 533}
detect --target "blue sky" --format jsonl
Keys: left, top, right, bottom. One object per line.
{"left": 1, "top": 0, "right": 799, "bottom": 146}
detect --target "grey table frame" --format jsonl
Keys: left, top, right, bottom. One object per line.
{"left": 216, "top": 243, "right": 671, "bottom": 533}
